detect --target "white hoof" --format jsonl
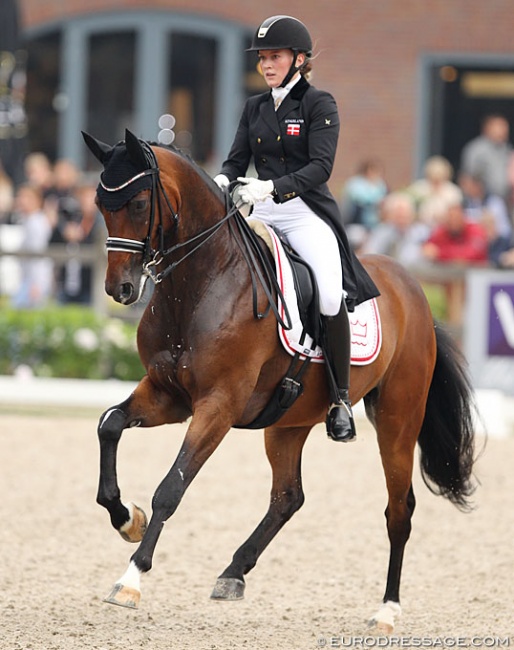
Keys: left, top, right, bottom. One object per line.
{"left": 368, "top": 600, "right": 401, "bottom": 634}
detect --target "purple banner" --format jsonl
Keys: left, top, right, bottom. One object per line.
{"left": 488, "top": 284, "right": 514, "bottom": 356}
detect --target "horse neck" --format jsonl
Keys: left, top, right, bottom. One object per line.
{"left": 155, "top": 165, "right": 246, "bottom": 303}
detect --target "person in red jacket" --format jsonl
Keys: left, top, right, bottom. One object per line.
{"left": 421, "top": 198, "right": 488, "bottom": 326}
{"left": 422, "top": 199, "right": 489, "bottom": 264}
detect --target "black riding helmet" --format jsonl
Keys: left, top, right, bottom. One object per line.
{"left": 247, "top": 15, "right": 313, "bottom": 87}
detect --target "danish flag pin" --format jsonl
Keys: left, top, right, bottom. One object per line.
{"left": 286, "top": 124, "right": 301, "bottom": 136}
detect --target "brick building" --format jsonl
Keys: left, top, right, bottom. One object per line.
{"left": 15, "top": 0, "right": 514, "bottom": 193}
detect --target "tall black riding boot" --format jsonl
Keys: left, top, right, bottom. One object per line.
{"left": 322, "top": 302, "right": 356, "bottom": 443}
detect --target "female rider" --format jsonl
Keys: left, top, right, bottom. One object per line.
{"left": 214, "top": 15, "right": 379, "bottom": 442}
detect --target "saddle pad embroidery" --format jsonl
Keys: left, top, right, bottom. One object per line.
{"left": 252, "top": 220, "right": 382, "bottom": 366}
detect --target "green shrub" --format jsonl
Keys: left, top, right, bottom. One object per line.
{"left": 0, "top": 306, "right": 144, "bottom": 380}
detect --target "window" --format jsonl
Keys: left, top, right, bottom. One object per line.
{"left": 24, "top": 31, "right": 61, "bottom": 159}
{"left": 86, "top": 31, "right": 136, "bottom": 149}
{"left": 165, "top": 33, "right": 217, "bottom": 165}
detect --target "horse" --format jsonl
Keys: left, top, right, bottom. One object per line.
{"left": 82, "top": 129, "right": 476, "bottom": 633}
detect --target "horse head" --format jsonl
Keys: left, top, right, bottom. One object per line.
{"left": 82, "top": 129, "right": 179, "bottom": 305}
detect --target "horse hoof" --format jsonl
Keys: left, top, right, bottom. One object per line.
{"left": 119, "top": 502, "right": 147, "bottom": 543}
{"left": 368, "top": 600, "right": 401, "bottom": 635}
{"left": 368, "top": 619, "right": 394, "bottom": 635}
{"left": 104, "top": 583, "right": 141, "bottom": 609}
{"left": 210, "top": 577, "right": 245, "bottom": 600}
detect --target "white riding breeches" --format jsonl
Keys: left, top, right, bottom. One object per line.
{"left": 251, "top": 197, "right": 344, "bottom": 316}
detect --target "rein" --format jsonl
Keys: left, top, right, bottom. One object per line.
{"left": 105, "top": 144, "right": 292, "bottom": 330}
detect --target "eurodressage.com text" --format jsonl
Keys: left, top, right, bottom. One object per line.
{"left": 316, "top": 636, "right": 512, "bottom": 648}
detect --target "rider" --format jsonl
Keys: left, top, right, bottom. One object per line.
{"left": 214, "top": 15, "right": 379, "bottom": 442}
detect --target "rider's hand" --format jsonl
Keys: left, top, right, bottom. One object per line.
{"left": 213, "top": 174, "right": 230, "bottom": 190}
{"left": 237, "top": 177, "right": 274, "bottom": 204}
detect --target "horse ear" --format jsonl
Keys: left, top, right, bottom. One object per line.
{"left": 125, "top": 129, "right": 149, "bottom": 170}
{"left": 81, "top": 131, "right": 113, "bottom": 164}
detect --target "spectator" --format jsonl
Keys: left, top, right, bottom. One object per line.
{"left": 361, "top": 191, "right": 430, "bottom": 268}
{"left": 340, "top": 158, "right": 388, "bottom": 249}
{"left": 11, "top": 183, "right": 53, "bottom": 308}
{"left": 46, "top": 159, "right": 95, "bottom": 304}
{"left": 0, "top": 162, "right": 14, "bottom": 223}
{"left": 421, "top": 199, "right": 488, "bottom": 265}
{"left": 481, "top": 209, "right": 512, "bottom": 267}
{"left": 421, "top": 198, "right": 489, "bottom": 327}
{"left": 23, "top": 152, "right": 54, "bottom": 199}
{"left": 460, "top": 113, "right": 512, "bottom": 204}
{"left": 459, "top": 171, "right": 512, "bottom": 238}
{"left": 407, "top": 155, "right": 462, "bottom": 227}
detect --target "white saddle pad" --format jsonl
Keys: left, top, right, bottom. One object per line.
{"left": 249, "top": 219, "right": 382, "bottom": 366}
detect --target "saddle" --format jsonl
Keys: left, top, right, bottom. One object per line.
{"left": 234, "top": 221, "right": 321, "bottom": 430}
{"left": 272, "top": 227, "right": 321, "bottom": 344}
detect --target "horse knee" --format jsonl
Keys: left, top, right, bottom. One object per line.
{"left": 98, "top": 407, "right": 127, "bottom": 441}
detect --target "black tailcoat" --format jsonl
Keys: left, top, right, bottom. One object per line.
{"left": 220, "top": 76, "right": 379, "bottom": 310}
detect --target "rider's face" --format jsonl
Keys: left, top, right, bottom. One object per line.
{"left": 258, "top": 49, "right": 304, "bottom": 88}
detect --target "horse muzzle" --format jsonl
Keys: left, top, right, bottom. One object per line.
{"left": 106, "top": 272, "right": 148, "bottom": 305}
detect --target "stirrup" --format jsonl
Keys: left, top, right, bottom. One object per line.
{"left": 326, "top": 400, "right": 356, "bottom": 443}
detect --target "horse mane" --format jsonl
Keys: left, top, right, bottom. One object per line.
{"left": 149, "top": 141, "right": 225, "bottom": 202}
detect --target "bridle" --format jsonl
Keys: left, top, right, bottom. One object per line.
{"left": 101, "top": 141, "right": 292, "bottom": 329}
{"left": 102, "top": 142, "right": 237, "bottom": 285}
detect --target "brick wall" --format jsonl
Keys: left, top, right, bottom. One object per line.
{"left": 18, "top": 0, "right": 514, "bottom": 193}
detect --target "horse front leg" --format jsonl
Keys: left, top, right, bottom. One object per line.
{"left": 103, "top": 396, "right": 234, "bottom": 609}
{"left": 97, "top": 375, "right": 190, "bottom": 542}
{"left": 211, "top": 425, "right": 311, "bottom": 601}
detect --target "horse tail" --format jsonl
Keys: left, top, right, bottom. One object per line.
{"left": 417, "top": 323, "right": 477, "bottom": 511}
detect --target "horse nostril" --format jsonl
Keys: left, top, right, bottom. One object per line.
{"left": 119, "top": 282, "right": 135, "bottom": 304}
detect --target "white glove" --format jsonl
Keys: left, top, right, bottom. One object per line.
{"left": 213, "top": 174, "right": 230, "bottom": 189}
{"left": 237, "top": 177, "right": 274, "bottom": 204}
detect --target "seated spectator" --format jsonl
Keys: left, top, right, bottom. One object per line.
{"left": 459, "top": 171, "right": 512, "bottom": 240}
{"left": 421, "top": 199, "right": 489, "bottom": 327}
{"left": 23, "top": 152, "right": 54, "bottom": 199}
{"left": 481, "top": 210, "right": 512, "bottom": 267}
{"left": 11, "top": 183, "right": 53, "bottom": 308}
{"left": 407, "top": 155, "right": 462, "bottom": 227}
{"left": 340, "top": 158, "right": 388, "bottom": 250}
{"left": 421, "top": 199, "right": 489, "bottom": 265}
{"left": 361, "top": 191, "right": 430, "bottom": 268}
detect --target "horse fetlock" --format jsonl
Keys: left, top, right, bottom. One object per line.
{"left": 119, "top": 502, "right": 148, "bottom": 543}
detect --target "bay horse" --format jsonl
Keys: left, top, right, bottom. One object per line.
{"left": 83, "top": 129, "right": 476, "bottom": 633}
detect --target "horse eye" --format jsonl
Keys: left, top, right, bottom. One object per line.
{"left": 131, "top": 199, "right": 148, "bottom": 213}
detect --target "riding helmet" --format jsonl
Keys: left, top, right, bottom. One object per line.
{"left": 247, "top": 15, "right": 312, "bottom": 56}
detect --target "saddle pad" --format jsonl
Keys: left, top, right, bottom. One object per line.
{"left": 248, "top": 219, "right": 382, "bottom": 366}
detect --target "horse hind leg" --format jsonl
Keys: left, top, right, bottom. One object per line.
{"left": 211, "top": 425, "right": 311, "bottom": 600}
{"left": 365, "top": 389, "right": 422, "bottom": 633}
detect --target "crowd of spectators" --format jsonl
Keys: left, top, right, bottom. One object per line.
{"left": 0, "top": 152, "right": 100, "bottom": 308}
{"left": 2, "top": 112, "right": 514, "bottom": 316}
{"left": 339, "top": 113, "right": 514, "bottom": 325}
{"left": 341, "top": 113, "right": 514, "bottom": 277}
